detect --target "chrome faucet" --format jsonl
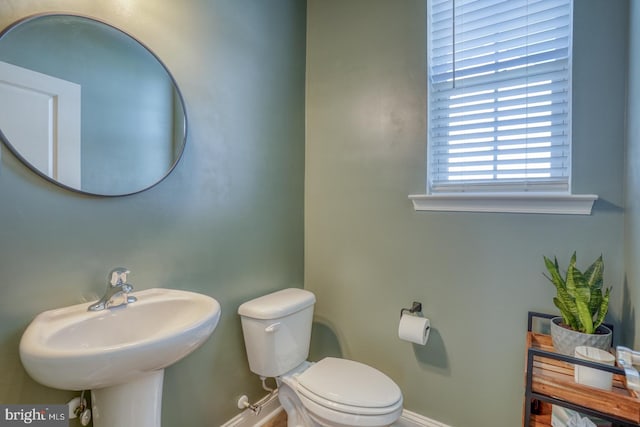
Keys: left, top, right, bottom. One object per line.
{"left": 88, "top": 268, "right": 137, "bottom": 311}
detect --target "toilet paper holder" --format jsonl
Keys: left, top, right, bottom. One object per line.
{"left": 400, "top": 301, "right": 422, "bottom": 318}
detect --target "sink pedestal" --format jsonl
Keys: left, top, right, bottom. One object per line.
{"left": 91, "top": 370, "right": 164, "bottom": 427}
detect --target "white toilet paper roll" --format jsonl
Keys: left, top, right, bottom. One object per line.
{"left": 398, "top": 314, "right": 430, "bottom": 345}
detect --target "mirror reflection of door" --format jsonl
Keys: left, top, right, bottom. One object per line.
{"left": 0, "top": 60, "right": 81, "bottom": 188}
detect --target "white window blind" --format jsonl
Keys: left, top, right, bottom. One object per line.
{"left": 428, "top": 0, "right": 572, "bottom": 193}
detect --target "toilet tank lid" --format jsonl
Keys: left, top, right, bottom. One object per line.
{"left": 238, "top": 288, "right": 316, "bottom": 320}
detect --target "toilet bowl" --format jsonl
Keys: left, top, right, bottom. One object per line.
{"left": 238, "top": 288, "right": 403, "bottom": 427}
{"left": 279, "top": 359, "right": 403, "bottom": 427}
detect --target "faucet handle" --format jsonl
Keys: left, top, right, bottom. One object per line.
{"left": 108, "top": 268, "right": 130, "bottom": 287}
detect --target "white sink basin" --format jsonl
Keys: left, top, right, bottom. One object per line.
{"left": 20, "top": 288, "right": 221, "bottom": 390}
{"left": 19, "top": 288, "right": 220, "bottom": 427}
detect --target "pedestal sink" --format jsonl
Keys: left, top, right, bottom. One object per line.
{"left": 19, "top": 288, "right": 221, "bottom": 427}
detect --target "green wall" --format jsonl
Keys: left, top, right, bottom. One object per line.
{"left": 625, "top": 1, "right": 640, "bottom": 347}
{"left": 305, "top": 1, "right": 628, "bottom": 426}
{"left": 0, "top": 1, "right": 306, "bottom": 426}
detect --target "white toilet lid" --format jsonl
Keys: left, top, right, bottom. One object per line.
{"left": 296, "top": 357, "right": 402, "bottom": 409}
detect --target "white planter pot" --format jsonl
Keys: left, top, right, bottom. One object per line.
{"left": 550, "top": 317, "right": 612, "bottom": 356}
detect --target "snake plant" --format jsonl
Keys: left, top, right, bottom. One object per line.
{"left": 543, "top": 252, "right": 611, "bottom": 334}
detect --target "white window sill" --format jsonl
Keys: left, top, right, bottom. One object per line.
{"left": 408, "top": 193, "right": 598, "bottom": 215}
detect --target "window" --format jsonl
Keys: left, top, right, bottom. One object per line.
{"left": 410, "top": 0, "right": 596, "bottom": 214}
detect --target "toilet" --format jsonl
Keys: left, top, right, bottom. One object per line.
{"left": 238, "top": 288, "right": 403, "bottom": 427}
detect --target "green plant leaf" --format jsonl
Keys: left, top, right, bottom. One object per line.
{"left": 555, "top": 280, "right": 579, "bottom": 329}
{"left": 575, "top": 298, "right": 594, "bottom": 334}
{"left": 543, "top": 256, "right": 565, "bottom": 290}
{"left": 589, "top": 292, "right": 603, "bottom": 318}
{"left": 584, "top": 255, "right": 604, "bottom": 290}
{"left": 586, "top": 255, "right": 605, "bottom": 317}
{"left": 572, "top": 265, "right": 591, "bottom": 305}
{"left": 553, "top": 297, "right": 576, "bottom": 328}
{"left": 594, "top": 287, "right": 611, "bottom": 329}
{"left": 565, "top": 252, "right": 578, "bottom": 297}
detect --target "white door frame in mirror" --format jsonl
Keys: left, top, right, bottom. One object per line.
{"left": 0, "top": 60, "right": 81, "bottom": 187}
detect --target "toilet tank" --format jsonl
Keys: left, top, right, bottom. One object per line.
{"left": 238, "top": 288, "right": 316, "bottom": 377}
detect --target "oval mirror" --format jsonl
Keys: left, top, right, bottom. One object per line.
{"left": 0, "top": 14, "right": 187, "bottom": 196}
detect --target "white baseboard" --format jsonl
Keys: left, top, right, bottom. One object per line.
{"left": 395, "top": 409, "right": 453, "bottom": 427}
{"left": 221, "top": 391, "right": 453, "bottom": 427}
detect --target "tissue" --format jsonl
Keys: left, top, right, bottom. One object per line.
{"left": 398, "top": 314, "right": 430, "bottom": 345}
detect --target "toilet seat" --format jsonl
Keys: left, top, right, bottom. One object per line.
{"left": 292, "top": 357, "right": 403, "bottom": 424}
{"left": 296, "top": 392, "right": 403, "bottom": 427}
